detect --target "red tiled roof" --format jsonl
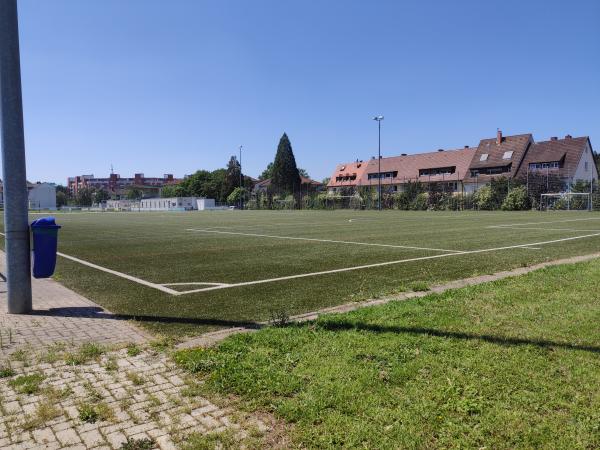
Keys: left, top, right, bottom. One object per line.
{"left": 327, "top": 148, "right": 476, "bottom": 187}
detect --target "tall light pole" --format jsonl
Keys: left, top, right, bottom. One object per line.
{"left": 239, "top": 145, "right": 243, "bottom": 210}
{"left": 0, "top": 0, "right": 32, "bottom": 313}
{"left": 373, "top": 115, "right": 384, "bottom": 211}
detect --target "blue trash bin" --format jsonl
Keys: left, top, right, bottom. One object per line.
{"left": 31, "top": 217, "right": 61, "bottom": 278}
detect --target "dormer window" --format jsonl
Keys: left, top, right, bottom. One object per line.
{"left": 480, "top": 153, "right": 489, "bottom": 161}
{"left": 502, "top": 151, "right": 513, "bottom": 160}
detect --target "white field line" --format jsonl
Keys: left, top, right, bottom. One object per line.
{"left": 4, "top": 229, "right": 598, "bottom": 297}
{"left": 0, "top": 230, "right": 179, "bottom": 295}
{"left": 162, "top": 282, "right": 231, "bottom": 287}
{"left": 173, "top": 232, "right": 600, "bottom": 295}
{"left": 56, "top": 252, "right": 180, "bottom": 295}
{"left": 488, "top": 225, "right": 600, "bottom": 233}
{"left": 185, "top": 228, "right": 462, "bottom": 253}
{"left": 493, "top": 217, "right": 600, "bottom": 227}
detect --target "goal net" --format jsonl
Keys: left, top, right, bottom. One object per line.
{"left": 540, "top": 192, "right": 591, "bottom": 211}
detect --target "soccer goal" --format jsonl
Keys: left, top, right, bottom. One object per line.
{"left": 540, "top": 192, "right": 592, "bottom": 211}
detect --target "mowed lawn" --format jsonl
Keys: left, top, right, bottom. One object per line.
{"left": 175, "top": 259, "right": 600, "bottom": 449}
{"left": 3, "top": 210, "right": 600, "bottom": 336}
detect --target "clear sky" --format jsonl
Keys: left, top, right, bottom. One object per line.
{"left": 10, "top": 0, "right": 600, "bottom": 185}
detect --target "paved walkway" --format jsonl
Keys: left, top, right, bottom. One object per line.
{"left": 0, "top": 346, "right": 264, "bottom": 449}
{"left": 0, "top": 254, "right": 268, "bottom": 449}
{"left": 0, "top": 251, "right": 150, "bottom": 358}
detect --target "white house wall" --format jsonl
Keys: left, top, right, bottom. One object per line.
{"left": 28, "top": 184, "right": 56, "bottom": 210}
{"left": 573, "top": 141, "right": 598, "bottom": 182}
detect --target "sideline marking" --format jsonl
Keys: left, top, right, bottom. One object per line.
{"left": 174, "top": 232, "right": 600, "bottom": 295}
{"left": 186, "top": 228, "right": 462, "bottom": 253}
{"left": 488, "top": 225, "right": 600, "bottom": 233}
{"left": 4, "top": 230, "right": 598, "bottom": 296}
{"left": 162, "top": 282, "right": 231, "bottom": 287}
{"left": 493, "top": 217, "right": 600, "bottom": 227}
{"left": 56, "top": 253, "right": 179, "bottom": 295}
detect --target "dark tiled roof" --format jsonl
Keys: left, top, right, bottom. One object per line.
{"left": 466, "top": 134, "right": 532, "bottom": 181}
{"left": 516, "top": 136, "right": 590, "bottom": 179}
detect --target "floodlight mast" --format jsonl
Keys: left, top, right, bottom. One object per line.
{"left": 373, "top": 115, "right": 384, "bottom": 211}
{"left": 239, "top": 145, "right": 243, "bottom": 210}
{"left": 0, "top": 0, "right": 32, "bottom": 313}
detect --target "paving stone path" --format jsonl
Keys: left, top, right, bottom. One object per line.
{"left": 0, "top": 252, "right": 149, "bottom": 359}
{"left": 0, "top": 346, "right": 264, "bottom": 449}
{"left": 0, "top": 252, "right": 268, "bottom": 449}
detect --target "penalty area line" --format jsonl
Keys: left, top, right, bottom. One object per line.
{"left": 173, "top": 231, "right": 600, "bottom": 295}
{"left": 56, "top": 252, "right": 180, "bottom": 295}
{"left": 185, "top": 228, "right": 462, "bottom": 253}
{"left": 0, "top": 230, "right": 178, "bottom": 295}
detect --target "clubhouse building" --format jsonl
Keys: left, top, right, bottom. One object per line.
{"left": 327, "top": 131, "right": 597, "bottom": 194}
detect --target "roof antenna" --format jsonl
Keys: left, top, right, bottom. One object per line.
{"left": 110, "top": 164, "right": 114, "bottom": 175}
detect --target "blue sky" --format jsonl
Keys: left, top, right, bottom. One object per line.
{"left": 12, "top": 0, "right": 600, "bottom": 184}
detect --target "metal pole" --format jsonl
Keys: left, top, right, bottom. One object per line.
{"left": 378, "top": 119, "right": 381, "bottom": 211}
{"left": 239, "top": 145, "right": 243, "bottom": 210}
{"left": 0, "top": 0, "right": 32, "bottom": 313}
{"left": 590, "top": 172, "right": 593, "bottom": 212}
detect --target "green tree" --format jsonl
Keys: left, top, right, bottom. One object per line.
{"left": 298, "top": 168, "right": 309, "bottom": 178}
{"left": 56, "top": 191, "right": 68, "bottom": 207}
{"left": 473, "top": 185, "right": 494, "bottom": 210}
{"left": 126, "top": 187, "right": 143, "bottom": 200}
{"left": 501, "top": 186, "right": 530, "bottom": 210}
{"left": 259, "top": 162, "right": 274, "bottom": 181}
{"left": 271, "top": 133, "right": 301, "bottom": 194}
{"left": 94, "top": 188, "right": 111, "bottom": 203}
{"left": 75, "top": 187, "right": 93, "bottom": 207}
{"left": 55, "top": 185, "right": 70, "bottom": 207}
{"left": 227, "top": 187, "right": 246, "bottom": 206}
{"left": 226, "top": 156, "right": 242, "bottom": 197}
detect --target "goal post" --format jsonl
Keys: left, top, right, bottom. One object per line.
{"left": 540, "top": 192, "right": 592, "bottom": 211}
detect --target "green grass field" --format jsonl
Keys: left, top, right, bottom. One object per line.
{"left": 175, "top": 259, "right": 600, "bottom": 449}
{"left": 4, "top": 210, "right": 600, "bottom": 336}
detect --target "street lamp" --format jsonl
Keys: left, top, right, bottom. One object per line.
{"left": 373, "top": 115, "right": 384, "bottom": 211}
{"left": 239, "top": 145, "right": 243, "bottom": 210}
{"left": 0, "top": 0, "right": 32, "bottom": 313}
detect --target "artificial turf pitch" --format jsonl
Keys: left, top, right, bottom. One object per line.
{"left": 6, "top": 210, "right": 600, "bottom": 336}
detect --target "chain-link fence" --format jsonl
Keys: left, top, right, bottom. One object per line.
{"left": 247, "top": 175, "right": 600, "bottom": 211}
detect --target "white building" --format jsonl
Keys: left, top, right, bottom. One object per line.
{"left": 105, "top": 199, "right": 140, "bottom": 211}
{"left": 197, "top": 198, "right": 216, "bottom": 210}
{"left": 139, "top": 197, "right": 198, "bottom": 211}
{"left": 28, "top": 183, "right": 57, "bottom": 210}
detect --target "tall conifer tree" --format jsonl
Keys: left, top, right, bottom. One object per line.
{"left": 271, "top": 133, "right": 301, "bottom": 194}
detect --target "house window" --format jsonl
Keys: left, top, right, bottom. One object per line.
{"left": 530, "top": 161, "right": 560, "bottom": 170}
{"left": 585, "top": 162, "right": 589, "bottom": 171}
{"left": 367, "top": 171, "right": 397, "bottom": 180}
{"left": 480, "top": 153, "right": 489, "bottom": 161}
{"left": 502, "top": 151, "right": 513, "bottom": 160}
{"left": 418, "top": 166, "right": 456, "bottom": 177}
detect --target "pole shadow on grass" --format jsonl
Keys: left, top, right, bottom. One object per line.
{"left": 314, "top": 320, "right": 600, "bottom": 355}
{"left": 29, "top": 306, "right": 263, "bottom": 329}
{"left": 26, "top": 308, "right": 600, "bottom": 354}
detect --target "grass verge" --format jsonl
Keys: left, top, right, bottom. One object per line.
{"left": 176, "top": 258, "right": 600, "bottom": 449}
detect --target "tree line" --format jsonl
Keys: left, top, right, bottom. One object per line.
{"left": 56, "top": 132, "right": 308, "bottom": 207}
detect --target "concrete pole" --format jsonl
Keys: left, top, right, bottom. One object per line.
{"left": 0, "top": 0, "right": 32, "bottom": 313}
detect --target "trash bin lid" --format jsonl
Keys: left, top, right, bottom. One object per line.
{"left": 31, "top": 217, "right": 61, "bottom": 229}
